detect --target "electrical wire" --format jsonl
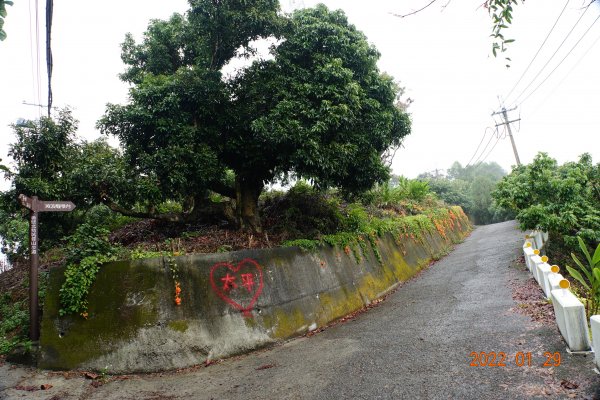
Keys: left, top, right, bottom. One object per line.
{"left": 470, "top": 127, "right": 498, "bottom": 167}
{"left": 28, "top": 0, "right": 37, "bottom": 110}
{"left": 474, "top": 126, "right": 505, "bottom": 168}
{"left": 518, "top": 12, "right": 600, "bottom": 107}
{"left": 504, "top": 0, "right": 570, "bottom": 104}
{"left": 465, "top": 127, "right": 493, "bottom": 167}
{"left": 35, "top": 0, "right": 42, "bottom": 119}
{"left": 508, "top": 2, "right": 592, "bottom": 107}
{"left": 529, "top": 25, "right": 600, "bottom": 117}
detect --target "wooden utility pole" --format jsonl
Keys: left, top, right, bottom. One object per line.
{"left": 492, "top": 107, "right": 522, "bottom": 166}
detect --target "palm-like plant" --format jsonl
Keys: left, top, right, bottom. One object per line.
{"left": 566, "top": 237, "right": 600, "bottom": 321}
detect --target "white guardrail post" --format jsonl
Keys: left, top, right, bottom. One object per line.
{"left": 551, "top": 283, "right": 592, "bottom": 352}
{"left": 590, "top": 316, "right": 600, "bottom": 369}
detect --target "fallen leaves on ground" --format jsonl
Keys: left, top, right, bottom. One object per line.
{"left": 84, "top": 371, "right": 99, "bottom": 380}
{"left": 560, "top": 379, "right": 579, "bottom": 390}
{"left": 14, "top": 385, "right": 39, "bottom": 392}
{"left": 255, "top": 364, "right": 276, "bottom": 371}
{"left": 510, "top": 277, "right": 555, "bottom": 325}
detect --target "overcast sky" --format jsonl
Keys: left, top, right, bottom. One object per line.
{"left": 1, "top": 0, "right": 599, "bottom": 191}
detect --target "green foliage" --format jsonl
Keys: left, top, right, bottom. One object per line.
{"left": 493, "top": 153, "right": 600, "bottom": 255}
{"left": 282, "top": 239, "right": 320, "bottom": 252}
{"left": 0, "top": 205, "right": 29, "bottom": 261}
{"left": 0, "top": 0, "right": 14, "bottom": 41}
{"left": 422, "top": 161, "right": 513, "bottom": 225}
{"left": 59, "top": 254, "right": 116, "bottom": 316}
{"left": 262, "top": 181, "right": 343, "bottom": 238}
{"left": 98, "top": 1, "right": 411, "bottom": 229}
{"left": 360, "top": 177, "right": 434, "bottom": 208}
{"left": 0, "top": 294, "right": 28, "bottom": 355}
{"left": 565, "top": 237, "right": 600, "bottom": 321}
{"left": 59, "top": 206, "right": 121, "bottom": 316}
{"left": 485, "top": 0, "right": 521, "bottom": 65}
{"left": 130, "top": 247, "right": 166, "bottom": 260}
{"left": 341, "top": 203, "right": 370, "bottom": 233}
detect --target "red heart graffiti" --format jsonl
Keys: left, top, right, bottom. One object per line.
{"left": 209, "top": 258, "right": 264, "bottom": 317}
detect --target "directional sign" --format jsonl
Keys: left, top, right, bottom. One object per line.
{"left": 18, "top": 194, "right": 33, "bottom": 210}
{"left": 18, "top": 194, "right": 76, "bottom": 341}
{"left": 40, "top": 201, "right": 76, "bottom": 212}
{"left": 18, "top": 195, "right": 76, "bottom": 213}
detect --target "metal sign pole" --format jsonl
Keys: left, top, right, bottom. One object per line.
{"left": 29, "top": 198, "right": 40, "bottom": 340}
{"left": 19, "top": 194, "right": 75, "bottom": 342}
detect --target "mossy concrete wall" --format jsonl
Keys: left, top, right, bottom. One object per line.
{"left": 39, "top": 215, "right": 471, "bottom": 373}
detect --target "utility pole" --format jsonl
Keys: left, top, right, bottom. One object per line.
{"left": 492, "top": 106, "right": 521, "bottom": 166}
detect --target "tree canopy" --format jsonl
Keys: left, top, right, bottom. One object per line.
{"left": 493, "top": 152, "right": 600, "bottom": 259}
{"left": 0, "top": 0, "right": 13, "bottom": 41}
{"left": 420, "top": 161, "right": 513, "bottom": 225}
{"left": 98, "top": 1, "right": 411, "bottom": 231}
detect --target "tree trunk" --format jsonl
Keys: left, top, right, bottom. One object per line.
{"left": 235, "top": 175, "right": 263, "bottom": 232}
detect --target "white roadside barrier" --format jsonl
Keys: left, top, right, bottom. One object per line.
{"left": 533, "top": 231, "right": 544, "bottom": 250}
{"left": 523, "top": 241, "right": 534, "bottom": 271}
{"left": 536, "top": 257, "right": 552, "bottom": 298}
{"left": 551, "top": 283, "right": 592, "bottom": 352}
{"left": 530, "top": 252, "right": 542, "bottom": 284}
{"left": 546, "top": 266, "right": 564, "bottom": 301}
{"left": 590, "top": 316, "right": 600, "bottom": 369}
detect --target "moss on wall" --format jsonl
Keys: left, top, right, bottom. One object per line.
{"left": 39, "top": 210, "right": 471, "bottom": 372}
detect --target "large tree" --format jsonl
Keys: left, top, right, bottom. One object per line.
{"left": 98, "top": 1, "right": 411, "bottom": 231}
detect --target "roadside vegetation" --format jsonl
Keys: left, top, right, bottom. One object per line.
{"left": 493, "top": 152, "right": 600, "bottom": 315}
{"left": 418, "top": 161, "right": 514, "bottom": 225}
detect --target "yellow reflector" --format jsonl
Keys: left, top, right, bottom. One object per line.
{"left": 541, "top": 256, "right": 548, "bottom": 263}
{"left": 533, "top": 249, "right": 540, "bottom": 255}
{"left": 559, "top": 279, "right": 570, "bottom": 289}
{"left": 525, "top": 242, "right": 532, "bottom": 248}
{"left": 551, "top": 265, "right": 560, "bottom": 273}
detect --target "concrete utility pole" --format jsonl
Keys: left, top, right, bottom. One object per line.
{"left": 492, "top": 107, "right": 521, "bottom": 166}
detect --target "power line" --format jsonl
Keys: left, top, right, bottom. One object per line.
{"left": 465, "top": 127, "right": 493, "bottom": 167}
{"left": 504, "top": 0, "right": 571, "bottom": 103}
{"left": 34, "top": 0, "right": 42, "bottom": 119}
{"left": 529, "top": 25, "right": 600, "bottom": 117}
{"left": 509, "top": 2, "right": 592, "bottom": 107}
{"left": 471, "top": 127, "right": 498, "bottom": 167}
{"left": 28, "top": 0, "right": 37, "bottom": 110}
{"left": 473, "top": 132, "right": 502, "bottom": 169}
{"left": 518, "top": 12, "right": 600, "bottom": 106}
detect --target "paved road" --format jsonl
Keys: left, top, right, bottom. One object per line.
{"left": 2, "top": 221, "right": 599, "bottom": 399}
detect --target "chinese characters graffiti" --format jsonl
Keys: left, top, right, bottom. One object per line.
{"left": 209, "top": 258, "right": 264, "bottom": 317}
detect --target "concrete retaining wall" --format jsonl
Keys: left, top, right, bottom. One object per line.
{"left": 39, "top": 211, "right": 471, "bottom": 373}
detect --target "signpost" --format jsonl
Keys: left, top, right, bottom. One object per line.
{"left": 19, "top": 194, "right": 75, "bottom": 341}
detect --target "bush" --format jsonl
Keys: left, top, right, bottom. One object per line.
{"left": 493, "top": 153, "right": 599, "bottom": 256}
{"left": 0, "top": 294, "right": 28, "bottom": 355}
{"left": 261, "top": 181, "right": 343, "bottom": 239}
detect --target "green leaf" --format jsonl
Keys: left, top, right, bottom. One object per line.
{"left": 571, "top": 253, "right": 592, "bottom": 283}
{"left": 0, "top": 29, "right": 6, "bottom": 41}
{"left": 0, "top": 8, "right": 6, "bottom": 18}
{"left": 578, "top": 236, "right": 592, "bottom": 266}
{"left": 593, "top": 268, "right": 600, "bottom": 286}
{"left": 592, "top": 243, "right": 600, "bottom": 266}
{"left": 566, "top": 265, "right": 590, "bottom": 291}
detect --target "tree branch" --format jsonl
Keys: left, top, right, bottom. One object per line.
{"left": 391, "top": 0, "right": 441, "bottom": 18}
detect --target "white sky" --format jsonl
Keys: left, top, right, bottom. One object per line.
{"left": 1, "top": 0, "right": 599, "bottom": 191}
